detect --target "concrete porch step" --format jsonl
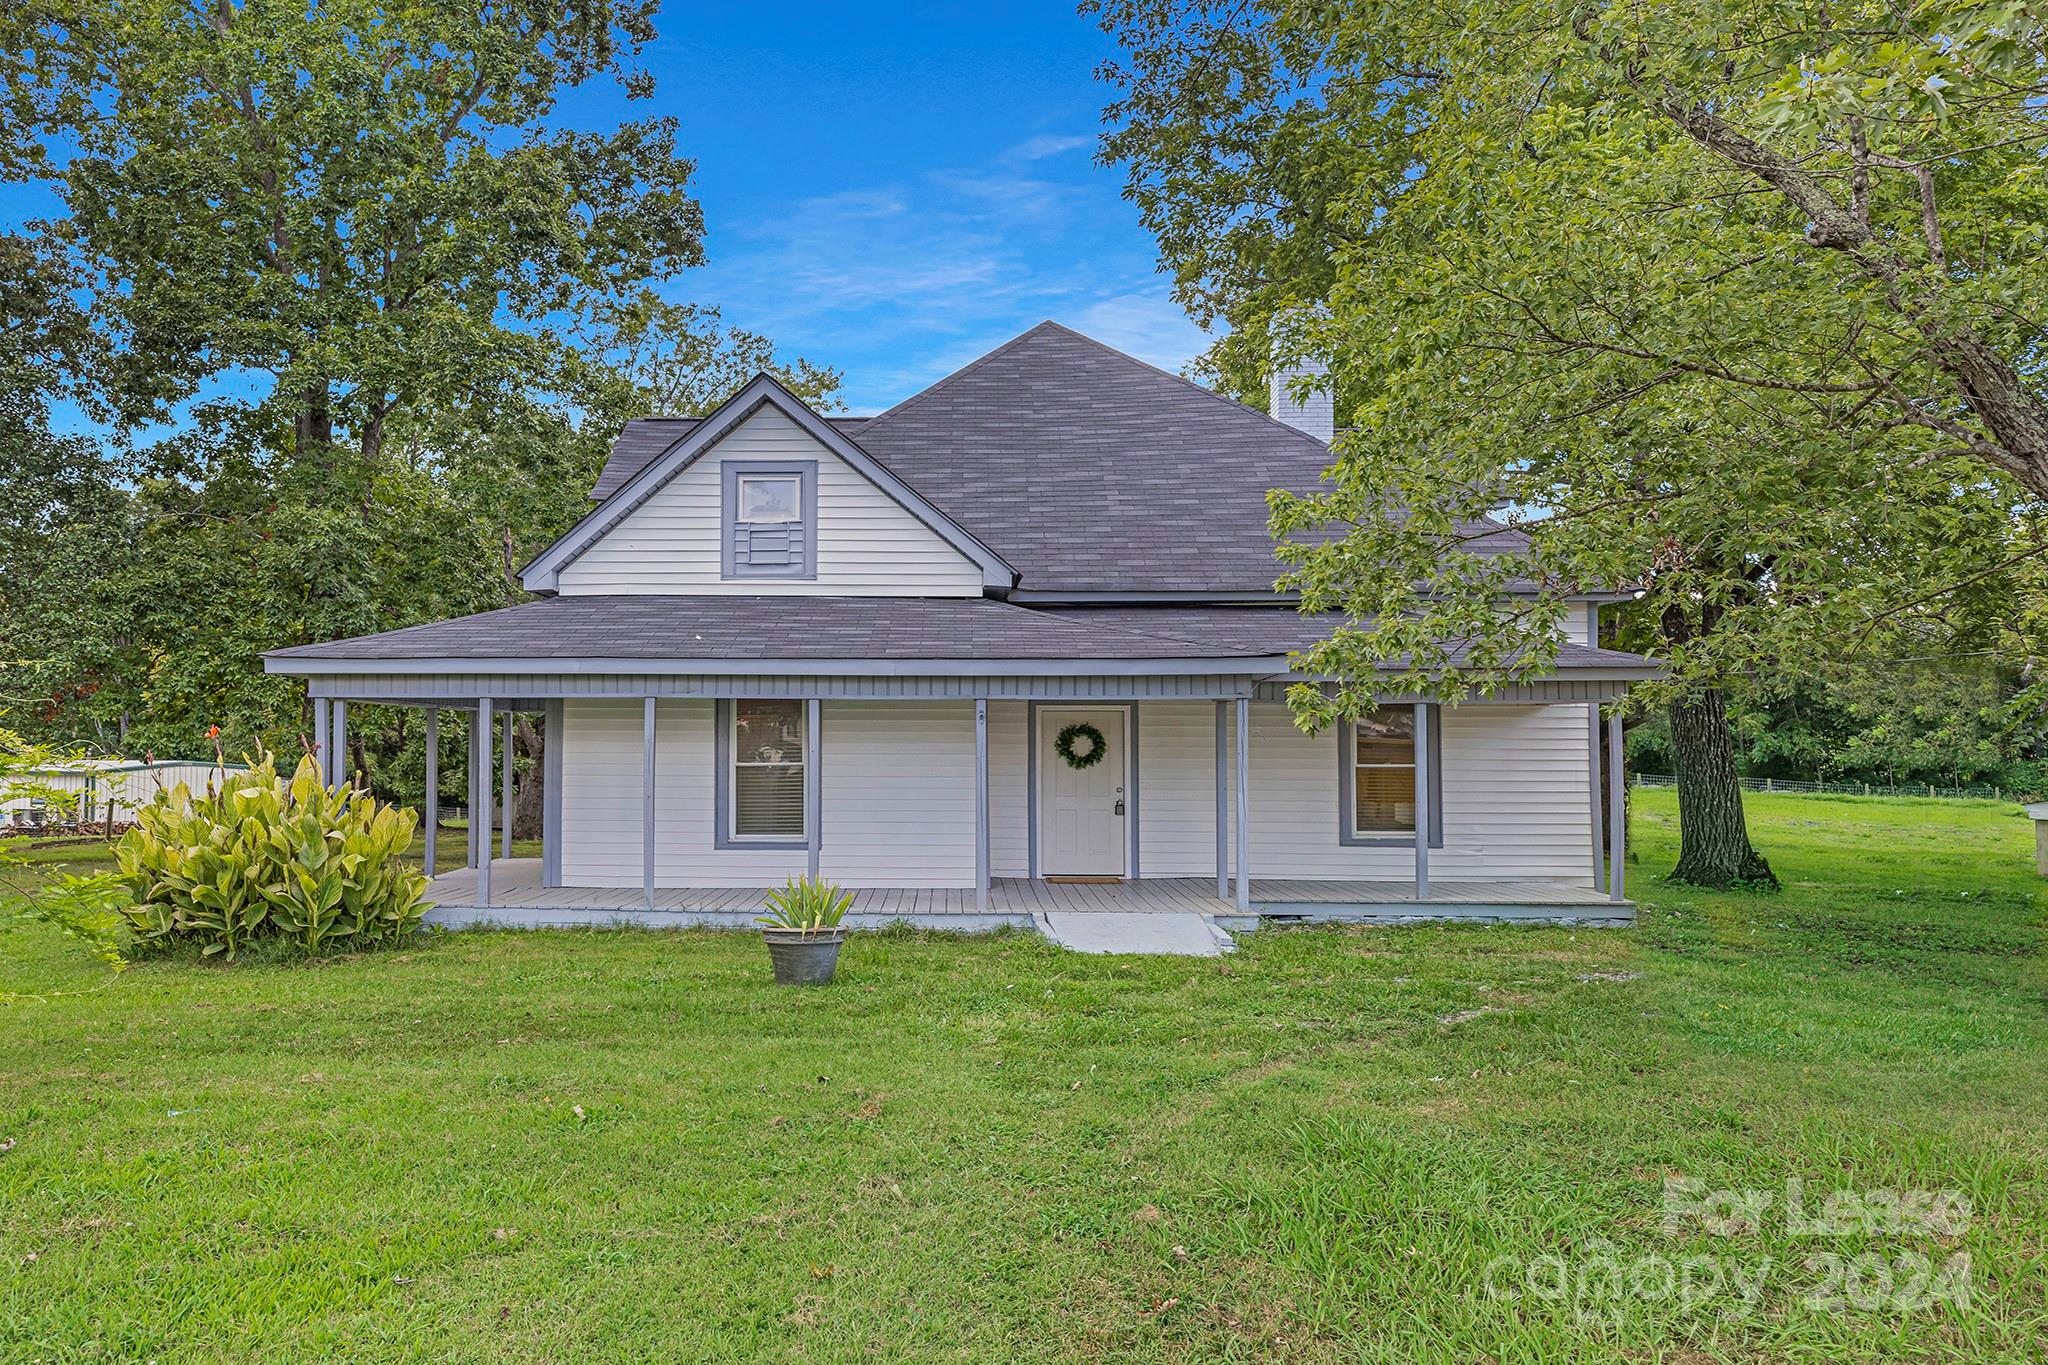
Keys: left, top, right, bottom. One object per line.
{"left": 1033, "top": 911, "right": 1236, "bottom": 957}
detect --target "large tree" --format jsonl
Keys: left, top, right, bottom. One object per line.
{"left": 0, "top": 0, "right": 839, "bottom": 799}
{"left": 1095, "top": 0, "right": 2047, "bottom": 884}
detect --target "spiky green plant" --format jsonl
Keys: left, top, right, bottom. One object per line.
{"left": 756, "top": 876, "right": 853, "bottom": 933}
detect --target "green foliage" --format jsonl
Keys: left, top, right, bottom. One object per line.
{"left": 0, "top": 0, "right": 838, "bottom": 781}
{"left": 113, "top": 753, "right": 429, "bottom": 959}
{"left": 1094, "top": 0, "right": 2047, "bottom": 723}
{"left": 756, "top": 876, "right": 853, "bottom": 933}
{"left": 0, "top": 719, "right": 130, "bottom": 987}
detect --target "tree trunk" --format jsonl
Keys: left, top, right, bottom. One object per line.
{"left": 1666, "top": 687, "right": 1777, "bottom": 888}
{"left": 512, "top": 714, "right": 544, "bottom": 839}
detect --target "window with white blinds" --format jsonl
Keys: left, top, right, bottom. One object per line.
{"left": 1351, "top": 707, "right": 1417, "bottom": 835}
{"left": 730, "top": 699, "right": 806, "bottom": 839}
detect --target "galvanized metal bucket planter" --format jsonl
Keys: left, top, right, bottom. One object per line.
{"left": 762, "top": 927, "right": 847, "bottom": 986}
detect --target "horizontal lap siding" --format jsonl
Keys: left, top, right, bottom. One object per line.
{"left": 988, "top": 701, "right": 1029, "bottom": 878}
{"left": 557, "top": 408, "right": 981, "bottom": 596}
{"left": 1125, "top": 701, "right": 1593, "bottom": 884}
{"left": 819, "top": 701, "right": 976, "bottom": 888}
{"left": 1139, "top": 701, "right": 1220, "bottom": 877}
{"left": 559, "top": 698, "right": 803, "bottom": 886}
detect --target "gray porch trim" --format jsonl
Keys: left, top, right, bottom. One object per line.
{"left": 1215, "top": 701, "right": 1228, "bottom": 899}
{"left": 1336, "top": 709, "right": 1444, "bottom": 849}
{"left": 1026, "top": 701, "right": 1039, "bottom": 879}
{"left": 1234, "top": 697, "right": 1251, "bottom": 912}
{"left": 277, "top": 655, "right": 1279, "bottom": 680}
{"left": 465, "top": 713, "right": 478, "bottom": 868}
{"left": 1589, "top": 703, "right": 1607, "bottom": 891}
{"left": 974, "top": 699, "right": 989, "bottom": 913}
{"left": 1258, "top": 677, "right": 1647, "bottom": 704}
{"left": 520, "top": 374, "right": 1016, "bottom": 593}
{"left": 542, "top": 699, "right": 564, "bottom": 888}
{"left": 500, "top": 709, "right": 514, "bottom": 860}
{"left": 712, "top": 698, "right": 809, "bottom": 852}
{"left": 805, "top": 698, "right": 822, "bottom": 879}
{"left": 423, "top": 709, "right": 438, "bottom": 874}
{"left": 1413, "top": 702, "right": 1432, "bottom": 899}
{"left": 304, "top": 672, "right": 1263, "bottom": 705}
{"left": 333, "top": 701, "right": 348, "bottom": 788}
{"left": 643, "top": 698, "right": 657, "bottom": 908}
{"left": 720, "top": 459, "right": 818, "bottom": 580}
{"left": 313, "top": 698, "right": 330, "bottom": 785}
{"left": 476, "top": 698, "right": 493, "bottom": 909}
{"left": 1129, "top": 703, "right": 1142, "bottom": 880}
{"left": 1607, "top": 712, "right": 1627, "bottom": 902}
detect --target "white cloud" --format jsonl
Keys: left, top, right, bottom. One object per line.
{"left": 680, "top": 135, "right": 1210, "bottom": 411}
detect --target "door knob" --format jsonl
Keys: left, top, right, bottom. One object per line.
{"left": 1114, "top": 799, "right": 1125, "bottom": 815}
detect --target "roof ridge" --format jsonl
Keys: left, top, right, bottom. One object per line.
{"left": 859, "top": 320, "right": 1069, "bottom": 430}
{"left": 1029, "top": 320, "right": 1337, "bottom": 452}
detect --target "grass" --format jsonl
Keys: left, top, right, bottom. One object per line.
{"left": 1, "top": 790, "right": 2043, "bottom": 1362}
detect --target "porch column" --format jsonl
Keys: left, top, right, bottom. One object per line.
{"left": 1413, "top": 702, "right": 1432, "bottom": 900}
{"left": 500, "top": 709, "right": 514, "bottom": 860}
{"left": 466, "top": 711, "right": 480, "bottom": 868}
{"left": 312, "top": 697, "right": 330, "bottom": 785}
{"left": 476, "top": 697, "right": 493, "bottom": 909}
{"left": 806, "top": 698, "right": 822, "bottom": 881}
{"left": 1214, "top": 701, "right": 1229, "bottom": 901}
{"left": 1234, "top": 697, "right": 1251, "bottom": 912}
{"left": 1588, "top": 703, "right": 1607, "bottom": 892}
{"left": 423, "top": 708, "right": 439, "bottom": 875}
{"left": 974, "top": 699, "right": 990, "bottom": 913}
{"left": 333, "top": 701, "right": 349, "bottom": 790}
{"left": 541, "top": 700, "right": 564, "bottom": 889}
{"left": 642, "top": 697, "right": 657, "bottom": 909}
{"left": 1607, "top": 711, "right": 1626, "bottom": 902}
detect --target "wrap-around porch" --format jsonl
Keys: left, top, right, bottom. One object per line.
{"left": 304, "top": 676, "right": 1635, "bottom": 929}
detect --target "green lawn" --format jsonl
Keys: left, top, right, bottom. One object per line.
{"left": 2, "top": 791, "right": 2043, "bottom": 1362}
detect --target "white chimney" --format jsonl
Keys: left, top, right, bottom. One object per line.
{"left": 1267, "top": 319, "right": 1334, "bottom": 445}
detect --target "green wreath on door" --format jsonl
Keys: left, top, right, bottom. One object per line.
{"left": 1055, "top": 722, "right": 1107, "bottom": 770}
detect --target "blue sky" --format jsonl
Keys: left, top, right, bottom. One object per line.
{"left": 561, "top": 1, "right": 1213, "bottom": 411}
{"left": 6, "top": 2, "right": 1213, "bottom": 424}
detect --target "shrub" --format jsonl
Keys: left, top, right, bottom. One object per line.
{"left": 114, "top": 753, "right": 431, "bottom": 959}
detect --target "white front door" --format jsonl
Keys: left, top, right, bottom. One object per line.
{"left": 1039, "top": 707, "right": 1127, "bottom": 877}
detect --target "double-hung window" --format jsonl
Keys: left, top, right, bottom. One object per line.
{"left": 1340, "top": 706, "right": 1442, "bottom": 846}
{"left": 722, "top": 461, "right": 815, "bottom": 578}
{"left": 726, "top": 699, "right": 806, "bottom": 842}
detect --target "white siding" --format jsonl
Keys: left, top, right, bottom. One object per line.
{"left": 988, "top": 701, "right": 1029, "bottom": 878}
{"left": 1229, "top": 700, "right": 1594, "bottom": 882}
{"left": 1138, "top": 701, "right": 1220, "bottom": 877}
{"left": 557, "top": 407, "right": 982, "bottom": 596}
{"left": 558, "top": 697, "right": 981, "bottom": 889}
{"left": 558, "top": 696, "right": 1596, "bottom": 890}
{"left": 818, "top": 701, "right": 976, "bottom": 888}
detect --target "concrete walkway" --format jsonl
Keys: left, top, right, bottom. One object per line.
{"left": 1033, "top": 911, "right": 1236, "bottom": 957}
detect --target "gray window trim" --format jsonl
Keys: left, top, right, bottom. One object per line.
{"left": 1338, "top": 707, "right": 1443, "bottom": 848}
{"left": 721, "top": 459, "right": 817, "bottom": 580}
{"left": 713, "top": 697, "right": 810, "bottom": 850}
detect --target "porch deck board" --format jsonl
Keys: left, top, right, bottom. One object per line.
{"left": 424, "top": 860, "right": 1621, "bottom": 920}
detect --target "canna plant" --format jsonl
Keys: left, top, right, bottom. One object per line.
{"left": 114, "top": 752, "right": 430, "bottom": 958}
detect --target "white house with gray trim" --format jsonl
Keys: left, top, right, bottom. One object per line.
{"left": 264, "top": 322, "right": 1655, "bottom": 943}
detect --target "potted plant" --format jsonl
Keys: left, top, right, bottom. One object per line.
{"left": 756, "top": 876, "right": 853, "bottom": 985}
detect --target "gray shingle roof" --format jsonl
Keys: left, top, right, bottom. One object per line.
{"left": 266, "top": 597, "right": 1657, "bottom": 675}
{"left": 265, "top": 596, "right": 1275, "bottom": 665}
{"left": 587, "top": 322, "right": 1527, "bottom": 594}
{"left": 1044, "top": 606, "right": 1661, "bottom": 673}
{"left": 590, "top": 416, "right": 875, "bottom": 501}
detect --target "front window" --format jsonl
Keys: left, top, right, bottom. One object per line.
{"left": 1352, "top": 707, "right": 1417, "bottom": 835}
{"left": 736, "top": 474, "right": 801, "bottom": 523}
{"left": 730, "top": 699, "right": 805, "bottom": 839}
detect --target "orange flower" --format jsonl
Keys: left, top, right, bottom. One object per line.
{"left": 206, "top": 724, "right": 221, "bottom": 739}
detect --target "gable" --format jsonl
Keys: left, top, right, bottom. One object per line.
{"left": 553, "top": 405, "right": 987, "bottom": 598}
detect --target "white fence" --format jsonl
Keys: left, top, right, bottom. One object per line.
{"left": 1, "top": 760, "right": 250, "bottom": 830}
{"left": 1630, "top": 771, "right": 2023, "bottom": 803}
